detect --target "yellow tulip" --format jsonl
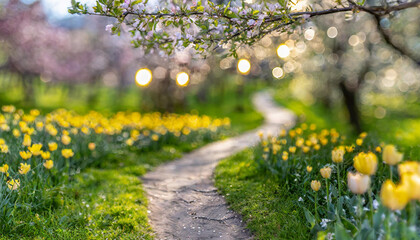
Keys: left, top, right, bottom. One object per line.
{"left": 19, "top": 163, "right": 31, "bottom": 175}
{"left": 353, "top": 152, "right": 378, "bottom": 176}
{"left": 347, "top": 172, "right": 370, "bottom": 194}
{"left": 310, "top": 124, "right": 316, "bottom": 131}
{"left": 314, "top": 144, "right": 321, "bottom": 151}
{"left": 43, "top": 160, "right": 54, "bottom": 170}
{"left": 375, "top": 146, "right": 382, "bottom": 153}
{"left": 320, "top": 138, "right": 328, "bottom": 145}
{"left": 398, "top": 161, "right": 420, "bottom": 176}
{"left": 279, "top": 129, "right": 286, "bottom": 137}
{"left": 307, "top": 166, "right": 313, "bottom": 173}
{"left": 88, "top": 143, "right": 96, "bottom": 151}
{"left": 0, "top": 164, "right": 9, "bottom": 173}
{"left": 61, "top": 135, "right": 71, "bottom": 145}
{"left": 320, "top": 167, "right": 332, "bottom": 179}
{"left": 380, "top": 180, "right": 410, "bottom": 211}
{"left": 61, "top": 149, "right": 74, "bottom": 159}
{"left": 296, "top": 138, "right": 304, "bottom": 147}
{"left": 332, "top": 149, "right": 344, "bottom": 163}
{"left": 12, "top": 129, "right": 20, "bottom": 137}
{"left": 345, "top": 145, "right": 355, "bottom": 153}
{"left": 302, "top": 146, "right": 310, "bottom": 153}
{"left": 356, "top": 138, "right": 363, "bottom": 146}
{"left": 289, "top": 146, "right": 296, "bottom": 153}
{"left": 382, "top": 145, "right": 403, "bottom": 166}
{"left": 19, "top": 151, "right": 32, "bottom": 160}
{"left": 0, "top": 144, "right": 9, "bottom": 153}
{"left": 311, "top": 180, "right": 321, "bottom": 191}
{"left": 22, "top": 134, "right": 31, "bottom": 147}
{"left": 7, "top": 179, "right": 20, "bottom": 190}
{"left": 400, "top": 173, "right": 420, "bottom": 201}
{"left": 41, "top": 151, "right": 51, "bottom": 160}
{"left": 28, "top": 143, "right": 43, "bottom": 156}
{"left": 48, "top": 142, "right": 58, "bottom": 152}
{"left": 359, "top": 132, "right": 368, "bottom": 139}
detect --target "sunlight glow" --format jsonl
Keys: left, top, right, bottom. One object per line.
{"left": 135, "top": 68, "right": 153, "bottom": 87}
{"left": 176, "top": 72, "right": 190, "bottom": 86}
{"left": 276, "top": 45, "right": 290, "bottom": 58}
{"left": 272, "top": 67, "right": 284, "bottom": 79}
{"left": 237, "top": 59, "right": 251, "bottom": 75}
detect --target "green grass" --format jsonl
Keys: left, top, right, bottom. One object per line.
{"left": 214, "top": 149, "right": 310, "bottom": 240}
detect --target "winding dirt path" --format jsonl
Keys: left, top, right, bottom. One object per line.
{"left": 142, "top": 92, "right": 296, "bottom": 239}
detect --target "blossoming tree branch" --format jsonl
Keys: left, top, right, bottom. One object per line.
{"left": 70, "top": 0, "right": 420, "bottom": 56}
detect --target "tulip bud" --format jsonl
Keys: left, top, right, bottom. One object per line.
{"left": 320, "top": 167, "right": 332, "bottom": 179}
{"left": 311, "top": 180, "right": 321, "bottom": 191}
{"left": 382, "top": 145, "right": 403, "bottom": 166}
{"left": 347, "top": 172, "right": 370, "bottom": 194}
{"left": 306, "top": 166, "right": 312, "bottom": 173}
{"left": 353, "top": 152, "right": 378, "bottom": 176}
{"left": 332, "top": 149, "right": 344, "bottom": 163}
{"left": 380, "top": 180, "right": 410, "bottom": 211}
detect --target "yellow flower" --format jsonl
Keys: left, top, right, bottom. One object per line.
{"left": 320, "top": 138, "right": 328, "bottom": 146}
{"left": 356, "top": 138, "right": 363, "bottom": 146}
{"left": 296, "top": 128, "right": 302, "bottom": 135}
{"left": 272, "top": 144, "right": 281, "bottom": 154}
{"left": 353, "top": 152, "right": 378, "bottom": 176}
{"left": 0, "top": 144, "right": 9, "bottom": 153}
{"left": 152, "top": 134, "right": 159, "bottom": 141}
{"left": 302, "top": 146, "right": 310, "bottom": 153}
{"left": 258, "top": 131, "right": 264, "bottom": 139}
{"left": 36, "top": 121, "right": 44, "bottom": 131}
{"left": 347, "top": 172, "right": 370, "bottom": 194}
{"left": 279, "top": 129, "right": 286, "bottom": 137}
{"left": 380, "top": 180, "right": 409, "bottom": 211}
{"left": 2, "top": 105, "right": 16, "bottom": 113}
{"left": 332, "top": 149, "right": 344, "bottom": 163}
{"left": 12, "top": 129, "right": 20, "bottom": 137}
{"left": 88, "top": 143, "right": 96, "bottom": 151}
{"left": 30, "top": 109, "right": 40, "bottom": 117}
{"left": 375, "top": 146, "right": 381, "bottom": 153}
{"left": 282, "top": 151, "right": 288, "bottom": 161}
{"left": 382, "top": 145, "right": 403, "bottom": 166}
{"left": 359, "top": 132, "right": 368, "bottom": 139}
{"left": 398, "top": 161, "right": 420, "bottom": 176}
{"left": 309, "top": 124, "right": 316, "bottom": 131}
{"left": 43, "top": 160, "right": 54, "bottom": 170}
{"left": 19, "top": 163, "right": 31, "bottom": 175}
{"left": 20, "top": 151, "right": 32, "bottom": 160}
{"left": 296, "top": 138, "right": 304, "bottom": 147}
{"left": 48, "top": 142, "right": 58, "bottom": 152}
{"left": 401, "top": 173, "right": 420, "bottom": 201}
{"left": 126, "top": 138, "right": 134, "bottom": 146}
{"left": 345, "top": 145, "right": 354, "bottom": 152}
{"left": 28, "top": 143, "right": 43, "bottom": 156}
{"left": 22, "top": 134, "right": 31, "bottom": 147}
{"left": 311, "top": 180, "right": 321, "bottom": 191}
{"left": 61, "top": 149, "right": 74, "bottom": 159}
{"left": 314, "top": 144, "right": 321, "bottom": 151}
{"left": 7, "top": 178, "right": 20, "bottom": 190}
{"left": 0, "top": 164, "right": 9, "bottom": 173}
{"left": 320, "top": 167, "right": 332, "bottom": 179}
{"left": 61, "top": 135, "right": 71, "bottom": 145}
{"left": 289, "top": 130, "right": 296, "bottom": 138}
{"left": 306, "top": 166, "right": 313, "bottom": 173}
{"left": 41, "top": 151, "right": 51, "bottom": 160}
{"left": 289, "top": 146, "right": 296, "bottom": 153}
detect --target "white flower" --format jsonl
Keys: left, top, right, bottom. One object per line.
{"left": 373, "top": 199, "right": 379, "bottom": 209}
{"left": 320, "top": 218, "right": 331, "bottom": 228}
{"left": 105, "top": 24, "right": 113, "bottom": 33}
{"left": 247, "top": 19, "right": 256, "bottom": 26}
{"left": 298, "top": 197, "right": 303, "bottom": 202}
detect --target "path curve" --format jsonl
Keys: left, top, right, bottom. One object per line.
{"left": 142, "top": 92, "right": 296, "bottom": 239}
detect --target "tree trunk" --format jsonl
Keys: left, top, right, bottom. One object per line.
{"left": 339, "top": 81, "right": 362, "bottom": 133}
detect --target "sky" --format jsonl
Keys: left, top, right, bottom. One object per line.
{"left": 25, "top": 0, "right": 97, "bottom": 20}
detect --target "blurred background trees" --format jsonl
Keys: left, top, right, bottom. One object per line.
{"left": 0, "top": 0, "right": 419, "bottom": 136}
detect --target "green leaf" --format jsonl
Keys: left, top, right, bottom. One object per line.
{"left": 335, "top": 222, "right": 352, "bottom": 240}
{"left": 302, "top": 207, "right": 316, "bottom": 229}
{"left": 224, "top": 1, "right": 231, "bottom": 15}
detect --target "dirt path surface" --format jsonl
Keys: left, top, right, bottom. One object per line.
{"left": 142, "top": 92, "right": 296, "bottom": 240}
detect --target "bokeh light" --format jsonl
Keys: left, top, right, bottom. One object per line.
{"left": 176, "top": 72, "right": 189, "bottom": 86}
{"left": 135, "top": 68, "right": 152, "bottom": 87}
{"left": 276, "top": 44, "right": 290, "bottom": 58}
{"left": 237, "top": 59, "right": 251, "bottom": 75}
{"left": 327, "top": 27, "right": 338, "bottom": 38}
{"left": 272, "top": 67, "right": 284, "bottom": 79}
{"left": 304, "top": 29, "right": 315, "bottom": 41}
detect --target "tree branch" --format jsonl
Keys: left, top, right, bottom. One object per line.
{"left": 373, "top": 14, "right": 420, "bottom": 66}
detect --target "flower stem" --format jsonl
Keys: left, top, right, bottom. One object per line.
{"left": 390, "top": 165, "right": 393, "bottom": 181}
{"left": 315, "top": 192, "right": 319, "bottom": 221}
{"left": 385, "top": 209, "right": 391, "bottom": 240}
{"left": 337, "top": 163, "right": 341, "bottom": 200}
{"left": 368, "top": 188, "right": 374, "bottom": 225}
{"left": 357, "top": 195, "right": 363, "bottom": 231}
{"left": 325, "top": 179, "right": 330, "bottom": 205}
